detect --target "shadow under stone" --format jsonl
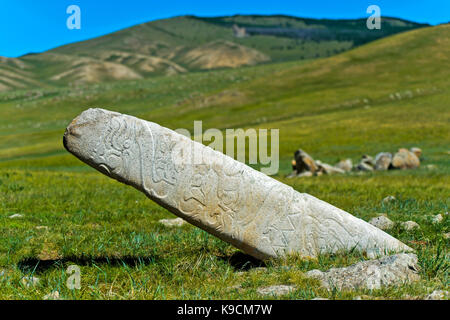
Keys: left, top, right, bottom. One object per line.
{"left": 17, "top": 255, "right": 159, "bottom": 274}
{"left": 219, "top": 252, "right": 266, "bottom": 271}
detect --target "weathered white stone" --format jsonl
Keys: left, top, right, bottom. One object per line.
{"left": 382, "top": 195, "right": 396, "bottom": 204}
{"left": 64, "top": 108, "right": 412, "bottom": 260}
{"left": 400, "top": 221, "right": 420, "bottom": 231}
{"left": 9, "top": 214, "right": 23, "bottom": 219}
{"left": 257, "top": 285, "right": 296, "bottom": 296}
{"left": 369, "top": 215, "right": 395, "bottom": 231}
{"left": 425, "top": 290, "right": 449, "bottom": 300}
{"left": 305, "top": 253, "right": 420, "bottom": 290}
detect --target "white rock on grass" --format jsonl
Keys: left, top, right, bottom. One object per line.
{"left": 21, "top": 276, "right": 40, "bottom": 288}
{"left": 369, "top": 215, "right": 395, "bottom": 230}
{"left": 9, "top": 214, "right": 24, "bottom": 219}
{"left": 425, "top": 290, "right": 449, "bottom": 300}
{"left": 400, "top": 221, "right": 420, "bottom": 231}
{"left": 158, "top": 217, "right": 186, "bottom": 227}
{"left": 305, "top": 253, "right": 420, "bottom": 291}
{"left": 382, "top": 196, "right": 396, "bottom": 204}
{"left": 257, "top": 285, "right": 296, "bottom": 296}
{"left": 432, "top": 214, "right": 443, "bottom": 224}
{"left": 43, "top": 291, "right": 61, "bottom": 300}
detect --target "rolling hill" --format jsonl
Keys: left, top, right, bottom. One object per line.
{"left": 0, "top": 23, "right": 448, "bottom": 171}
{"left": 0, "top": 15, "right": 427, "bottom": 91}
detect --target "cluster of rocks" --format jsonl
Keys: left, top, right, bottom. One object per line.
{"left": 368, "top": 207, "right": 446, "bottom": 232}
{"left": 368, "top": 214, "right": 421, "bottom": 231}
{"left": 288, "top": 147, "right": 423, "bottom": 177}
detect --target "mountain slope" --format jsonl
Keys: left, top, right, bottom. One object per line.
{"left": 0, "top": 15, "right": 427, "bottom": 91}
{"left": 0, "top": 24, "right": 448, "bottom": 170}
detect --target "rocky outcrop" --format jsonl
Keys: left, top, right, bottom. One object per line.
{"left": 305, "top": 253, "right": 420, "bottom": 290}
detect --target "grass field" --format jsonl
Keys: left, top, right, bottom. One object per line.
{"left": 0, "top": 24, "right": 448, "bottom": 299}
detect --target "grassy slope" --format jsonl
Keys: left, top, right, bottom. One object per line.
{"left": 0, "top": 15, "right": 425, "bottom": 91}
{"left": 0, "top": 25, "right": 448, "bottom": 299}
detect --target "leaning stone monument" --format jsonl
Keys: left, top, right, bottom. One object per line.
{"left": 64, "top": 108, "right": 411, "bottom": 260}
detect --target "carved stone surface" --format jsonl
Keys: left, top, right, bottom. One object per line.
{"left": 64, "top": 108, "right": 412, "bottom": 260}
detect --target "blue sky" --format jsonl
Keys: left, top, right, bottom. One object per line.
{"left": 1, "top": 0, "right": 448, "bottom": 57}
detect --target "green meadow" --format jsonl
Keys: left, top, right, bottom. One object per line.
{"left": 0, "top": 24, "right": 448, "bottom": 299}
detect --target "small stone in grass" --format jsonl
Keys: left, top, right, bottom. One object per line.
{"left": 305, "top": 253, "right": 420, "bottom": 291}
{"left": 43, "top": 291, "right": 62, "bottom": 300}
{"left": 382, "top": 196, "right": 396, "bottom": 204}
{"left": 369, "top": 215, "right": 394, "bottom": 230}
{"left": 158, "top": 217, "right": 186, "bottom": 227}
{"left": 9, "top": 214, "right": 23, "bottom": 219}
{"left": 400, "top": 221, "right": 420, "bottom": 231}
{"left": 432, "top": 214, "right": 443, "bottom": 224}
{"left": 257, "top": 285, "right": 296, "bottom": 296}
{"left": 21, "top": 276, "right": 40, "bottom": 288}
{"left": 425, "top": 290, "right": 449, "bottom": 300}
